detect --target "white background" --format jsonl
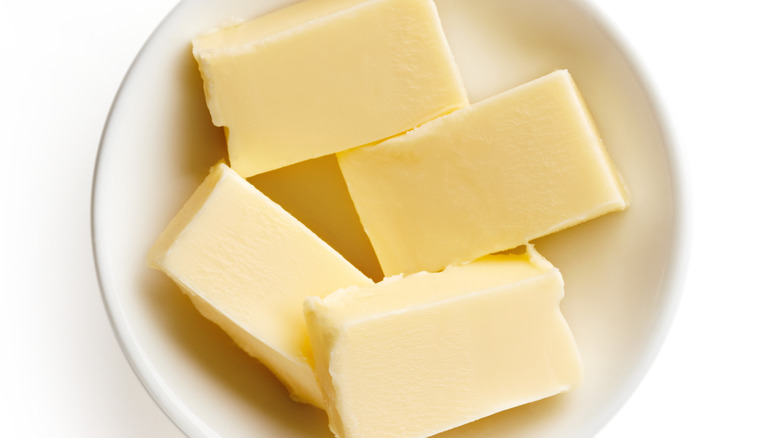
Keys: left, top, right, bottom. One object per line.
{"left": 1, "top": 0, "right": 778, "bottom": 437}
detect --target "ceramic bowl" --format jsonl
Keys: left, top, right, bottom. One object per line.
{"left": 92, "top": 1, "right": 685, "bottom": 436}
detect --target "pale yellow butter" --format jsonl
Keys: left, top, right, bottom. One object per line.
{"left": 338, "top": 70, "right": 629, "bottom": 276}
{"left": 147, "top": 162, "right": 372, "bottom": 407}
{"left": 192, "top": 0, "right": 468, "bottom": 178}
{"left": 304, "top": 246, "right": 583, "bottom": 438}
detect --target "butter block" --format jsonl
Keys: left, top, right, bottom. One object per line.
{"left": 147, "top": 162, "right": 372, "bottom": 407}
{"left": 338, "top": 70, "right": 629, "bottom": 276}
{"left": 304, "top": 246, "right": 583, "bottom": 438}
{"left": 192, "top": 0, "right": 468, "bottom": 177}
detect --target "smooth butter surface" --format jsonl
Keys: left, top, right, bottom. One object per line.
{"left": 192, "top": 0, "right": 468, "bottom": 177}
{"left": 338, "top": 70, "right": 629, "bottom": 276}
{"left": 304, "top": 247, "right": 583, "bottom": 438}
{"left": 147, "top": 162, "right": 372, "bottom": 408}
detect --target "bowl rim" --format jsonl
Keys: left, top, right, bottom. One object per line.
{"left": 91, "top": 1, "right": 210, "bottom": 436}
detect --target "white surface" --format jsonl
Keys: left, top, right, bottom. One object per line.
{"left": 0, "top": 1, "right": 777, "bottom": 438}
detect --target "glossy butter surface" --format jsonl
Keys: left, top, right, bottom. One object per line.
{"left": 147, "top": 163, "right": 372, "bottom": 407}
{"left": 193, "top": 0, "right": 468, "bottom": 177}
{"left": 304, "top": 247, "right": 583, "bottom": 438}
{"left": 338, "top": 70, "right": 628, "bottom": 276}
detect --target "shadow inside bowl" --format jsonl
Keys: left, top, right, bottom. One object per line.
{"left": 140, "top": 272, "right": 332, "bottom": 436}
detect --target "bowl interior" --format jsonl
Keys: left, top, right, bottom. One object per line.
{"left": 93, "top": 0, "right": 681, "bottom": 437}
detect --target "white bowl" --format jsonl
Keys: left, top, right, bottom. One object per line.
{"left": 92, "top": 0, "right": 686, "bottom": 437}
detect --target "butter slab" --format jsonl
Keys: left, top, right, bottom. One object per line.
{"left": 338, "top": 70, "right": 629, "bottom": 276}
{"left": 147, "top": 162, "right": 372, "bottom": 407}
{"left": 193, "top": 0, "right": 468, "bottom": 177}
{"left": 304, "top": 246, "right": 583, "bottom": 438}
